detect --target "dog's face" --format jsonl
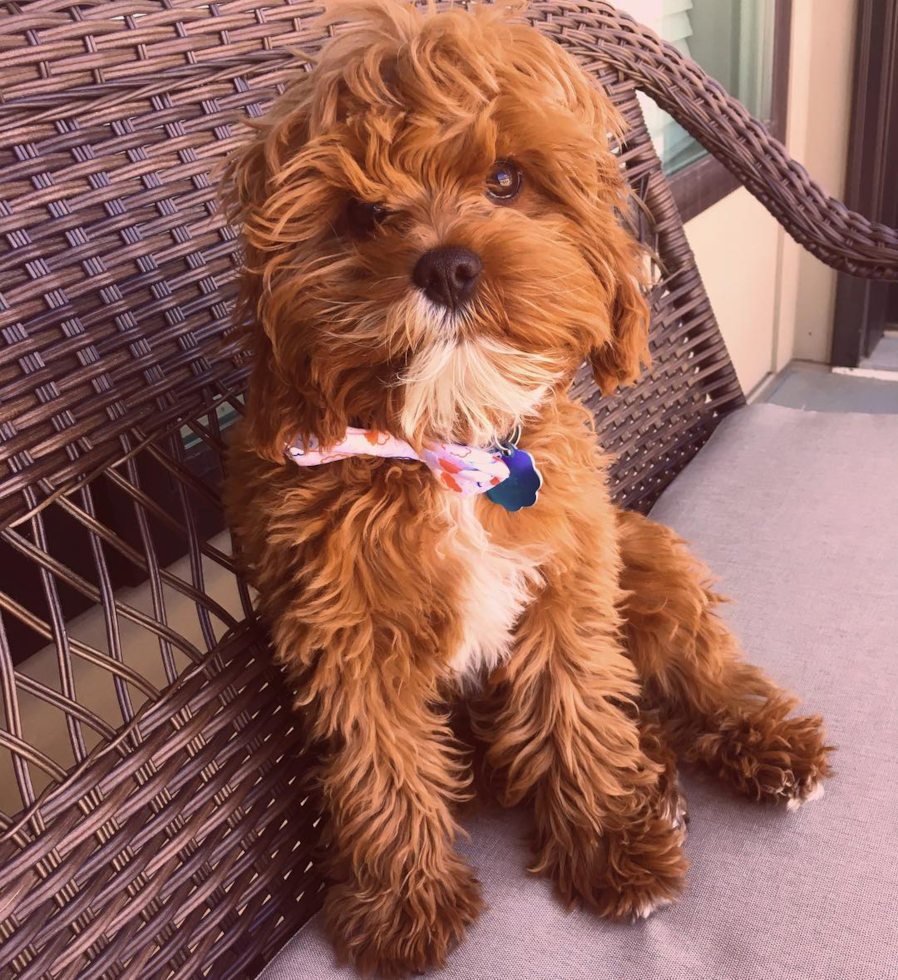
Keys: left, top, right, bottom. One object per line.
{"left": 229, "top": 0, "right": 649, "bottom": 456}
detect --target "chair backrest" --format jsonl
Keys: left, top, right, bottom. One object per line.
{"left": 0, "top": 2, "right": 747, "bottom": 978}
{"left": 0, "top": 1, "right": 743, "bottom": 528}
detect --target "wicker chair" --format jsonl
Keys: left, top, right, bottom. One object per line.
{"left": 0, "top": 2, "right": 895, "bottom": 978}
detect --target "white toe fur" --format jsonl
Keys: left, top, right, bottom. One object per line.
{"left": 786, "top": 780, "right": 826, "bottom": 812}
{"left": 634, "top": 896, "right": 672, "bottom": 920}
{"left": 661, "top": 785, "right": 688, "bottom": 831}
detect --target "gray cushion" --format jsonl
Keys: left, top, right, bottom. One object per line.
{"left": 260, "top": 404, "right": 898, "bottom": 980}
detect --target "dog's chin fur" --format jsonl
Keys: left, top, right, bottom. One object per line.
{"left": 399, "top": 332, "right": 556, "bottom": 446}
{"left": 224, "top": 2, "right": 834, "bottom": 976}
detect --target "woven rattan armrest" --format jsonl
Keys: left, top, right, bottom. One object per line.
{"left": 526, "top": 2, "right": 898, "bottom": 279}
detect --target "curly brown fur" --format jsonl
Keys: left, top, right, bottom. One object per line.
{"left": 224, "top": 2, "right": 832, "bottom": 974}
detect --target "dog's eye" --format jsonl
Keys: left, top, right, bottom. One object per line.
{"left": 486, "top": 160, "right": 523, "bottom": 202}
{"left": 347, "top": 199, "right": 391, "bottom": 235}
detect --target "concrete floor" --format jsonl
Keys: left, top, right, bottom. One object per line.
{"left": 765, "top": 361, "right": 898, "bottom": 414}
{"left": 763, "top": 334, "right": 898, "bottom": 414}
{"left": 861, "top": 334, "right": 898, "bottom": 372}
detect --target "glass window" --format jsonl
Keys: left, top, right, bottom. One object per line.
{"left": 627, "top": 0, "right": 778, "bottom": 175}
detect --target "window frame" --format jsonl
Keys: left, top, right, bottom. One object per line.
{"left": 667, "top": 0, "right": 793, "bottom": 222}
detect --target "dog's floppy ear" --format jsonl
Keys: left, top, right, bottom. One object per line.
{"left": 589, "top": 234, "right": 651, "bottom": 395}
{"left": 578, "top": 82, "right": 651, "bottom": 396}
{"left": 519, "top": 34, "right": 652, "bottom": 395}
{"left": 221, "top": 85, "right": 318, "bottom": 463}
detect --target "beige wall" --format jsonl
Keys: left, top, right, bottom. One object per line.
{"left": 687, "top": 0, "right": 856, "bottom": 392}
{"left": 776, "top": 0, "right": 856, "bottom": 365}
{"left": 620, "top": 0, "right": 857, "bottom": 394}
{"left": 684, "top": 189, "right": 781, "bottom": 393}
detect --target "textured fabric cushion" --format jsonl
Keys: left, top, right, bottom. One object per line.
{"left": 260, "top": 404, "right": 898, "bottom": 980}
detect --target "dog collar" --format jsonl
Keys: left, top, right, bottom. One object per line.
{"left": 284, "top": 426, "right": 542, "bottom": 512}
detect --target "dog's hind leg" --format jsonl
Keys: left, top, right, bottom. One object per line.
{"left": 617, "top": 510, "right": 833, "bottom": 810}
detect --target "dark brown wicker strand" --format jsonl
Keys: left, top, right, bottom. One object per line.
{"left": 0, "top": 3, "right": 895, "bottom": 978}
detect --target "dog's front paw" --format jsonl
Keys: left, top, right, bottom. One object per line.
{"left": 533, "top": 806, "right": 688, "bottom": 921}
{"left": 694, "top": 701, "right": 834, "bottom": 809}
{"left": 325, "top": 857, "right": 483, "bottom": 977}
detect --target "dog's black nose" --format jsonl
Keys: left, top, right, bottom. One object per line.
{"left": 412, "top": 247, "right": 482, "bottom": 309}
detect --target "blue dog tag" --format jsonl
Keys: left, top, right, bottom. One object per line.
{"left": 486, "top": 444, "right": 543, "bottom": 512}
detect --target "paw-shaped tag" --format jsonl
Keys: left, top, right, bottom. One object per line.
{"left": 486, "top": 446, "right": 543, "bottom": 512}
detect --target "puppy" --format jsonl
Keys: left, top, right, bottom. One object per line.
{"left": 224, "top": 3, "right": 832, "bottom": 975}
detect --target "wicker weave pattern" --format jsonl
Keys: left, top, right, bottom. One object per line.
{"left": 0, "top": 3, "right": 895, "bottom": 978}
{"left": 0, "top": 3, "right": 327, "bottom": 528}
